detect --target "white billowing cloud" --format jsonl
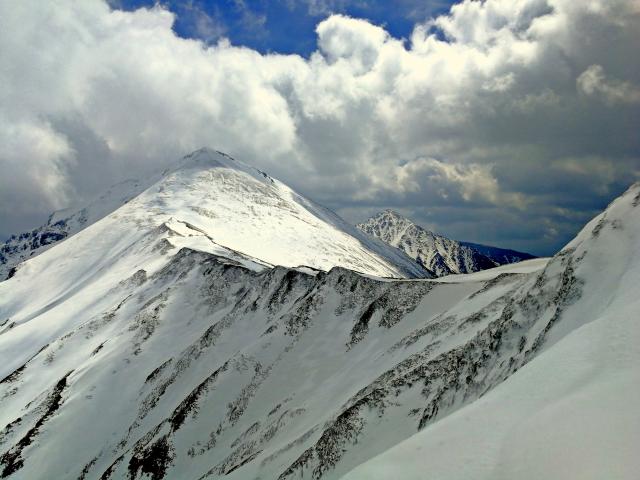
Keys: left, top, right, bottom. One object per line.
{"left": 316, "top": 15, "right": 388, "bottom": 72}
{"left": 0, "top": 0, "right": 638, "bottom": 253}
{"left": 431, "top": 0, "right": 553, "bottom": 45}
{"left": 578, "top": 64, "right": 640, "bottom": 104}
{"left": 2, "top": 121, "right": 74, "bottom": 216}
{"left": 390, "top": 158, "right": 502, "bottom": 203}
{"left": 379, "top": 157, "right": 528, "bottom": 212}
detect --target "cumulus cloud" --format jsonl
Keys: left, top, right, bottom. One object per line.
{"left": 382, "top": 158, "right": 508, "bottom": 206}
{"left": 0, "top": 0, "right": 639, "bottom": 254}
{"left": 578, "top": 64, "right": 640, "bottom": 104}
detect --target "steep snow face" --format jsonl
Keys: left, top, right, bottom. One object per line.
{"left": 357, "top": 210, "right": 497, "bottom": 276}
{"left": 343, "top": 183, "right": 640, "bottom": 480}
{"left": 131, "top": 149, "right": 430, "bottom": 278}
{"left": 0, "top": 178, "right": 153, "bottom": 280}
{"left": 0, "top": 174, "right": 637, "bottom": 480}
{"left": 0, "top": 149, "right": 429, "bottom": 281}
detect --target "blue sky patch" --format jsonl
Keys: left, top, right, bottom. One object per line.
{"left": 111, "top": 0, "right": 455, "bottom": 55}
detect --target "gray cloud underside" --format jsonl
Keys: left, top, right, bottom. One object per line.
{"left": 1, "top": 0, "right": 639, "bottom": 255}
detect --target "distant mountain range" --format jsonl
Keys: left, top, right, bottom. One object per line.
{"left": 458, "top": 240, "right": 536, "bottom": 265}
{"left": 357, "top": 210, "right": 534, "bottom": 277}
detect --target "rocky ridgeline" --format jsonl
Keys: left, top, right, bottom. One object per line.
{"left": 0, "top": 221, "right": 588, "bottom": 479}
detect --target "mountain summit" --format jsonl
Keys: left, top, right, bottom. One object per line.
{"left": 357, "top": 209, "right": 534, "bottom": 277}
{"left": 357, "top": 210, "right": 496, "bottom": 276}
{"left": 0, "top": 148, "right": 429, "bottom": 281}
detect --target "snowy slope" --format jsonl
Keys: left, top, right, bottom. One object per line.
{"left": 0, "top": 177, "right": 154, "bottom": 280}
{"left": 0, "top": 156, "right": 638, "bottom": 480}
{"left": 0, "top": 148, "right": 429, "bottom": 281}
{"left": 357, "top": 210, "right": 498, "bottom": 276}
{"left": 343, "top": 183, "right": 640, "bottom": 480}
{"left": 435, "top": 257, "right": 549, "bottom": 283}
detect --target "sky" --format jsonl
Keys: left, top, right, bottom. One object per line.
{"left": 1, "top": 0, "right": 639, "bottom": 256}
{"left": 111, "top": 0, "right": 456, "bottom": 55}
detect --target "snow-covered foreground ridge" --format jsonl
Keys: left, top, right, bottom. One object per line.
{"left": 0, "top": 152, "right": 638, "bottom": 478}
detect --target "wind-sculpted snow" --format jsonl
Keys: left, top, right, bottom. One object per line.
{"left": 0, "top": 159, "right": 638, "bottom": 479}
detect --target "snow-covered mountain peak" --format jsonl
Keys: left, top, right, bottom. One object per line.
{"left": 1, "top": 149, "right": 430, "bottom": 281}
{"left": 358, "top": 209, "right": 536, "bottom": 277}
{"left": 167, "top": 147, "right": 272, "bottom": 184}
{"left": 358, "top": 210, "right": 496, "bottom": 276}
{"left": 175, "top": 147, "right": 234, "bottom": 167}
{"left": 370, "top": 209, "right": 415, "bottom": 228}
{"left": 378, "top": 209, "right": 408, "bottom": 220}
{"left": 130, "top": 149, "right": 429, "bottom": 278}
{"left": 360, "top": 210, "right": 428, "bottom": 246}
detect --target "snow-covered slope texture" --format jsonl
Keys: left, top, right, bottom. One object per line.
{"left": 0, "top": 178, "right": 154, "bottom": 280}
{"left": 0, "top": 148, "right": 429, "bottom": 281}
{"left": 343, "top": 184, "right": 640, "bottom": 480}
{"left": 357, "top": 210, "right": 499, "bottom": 276}
{"left": 1, "top": 166, "right": 637, "bottom": 479}
{"left": 459, "top": 241, "right": 535, "bottom": 265}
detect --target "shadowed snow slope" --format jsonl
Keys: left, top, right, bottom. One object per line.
{"left": 0, "top": 160, "right": 637, "bottom": 479}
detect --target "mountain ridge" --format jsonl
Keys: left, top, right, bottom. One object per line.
{"left": 357, "top": 209, "right": 534, "bottom": 277}
{"left": 0, "top": 152, "right": 637, "bottom": 480}
{"left": 459, "top": 240, "right": 536, "bottom": 265}
{"left": 0, "top": 148, "right": 430, "bottom": 281}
